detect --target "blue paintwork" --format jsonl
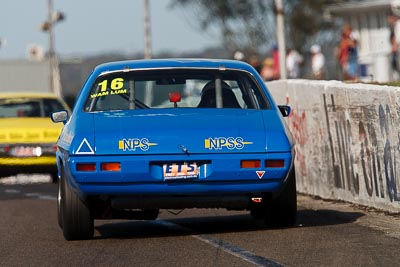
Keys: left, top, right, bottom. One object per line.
{"left": 55, "top": 59, "right": 294, "bottom": 203}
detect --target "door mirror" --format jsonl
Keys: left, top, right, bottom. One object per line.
{"left": 278, "top": 105, "right": 291, "bottom": 117}
{"left": 51, "top": 110, "right": 69, "bottom": 124}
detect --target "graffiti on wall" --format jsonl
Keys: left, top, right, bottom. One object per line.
{"left": 323, "top": 94, "right": 359, "bottom": 194}
{"left": 323, "top": 93, "right": 400, "bottom": 203}
{"left": 288, "top": 105, "right": 308, "bottom": 176}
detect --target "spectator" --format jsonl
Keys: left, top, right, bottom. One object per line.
{"left": 337, "top": 24, "right": 359, "bottom": 81}
{"left": 286, "top": 48, "right": 304, "bottom": 78}
{"left": 388, "top": 14, "right": 400, "bottom": 79}
{"left": 272, "top": 45, "right": 280, "bottom": 79}
{"left": 260, "top": 58, "right": 276, "bottom": 81}
{"left": 249, "top": 55, "right": 262, "bottom": 74}
{"left": 310, "top": 45, "right": 325, "bottom": 80}
{"left": 233, "top": 50, "right": 245, "bottom": 61}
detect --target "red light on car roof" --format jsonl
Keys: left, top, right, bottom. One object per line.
{"left": 265, "top": 160, "right": 284, "bottom": 168}
{"left": 169, "top": 92, "right": 181, "bottom": 103}
{"left": 241, "top": 160, "right": 261, "bottom": 168}
{"left": 101, "top": 162, "right": 121, "bottom": 172}
{"left": 76, "top": 163, "right": 96, "bottom": 172}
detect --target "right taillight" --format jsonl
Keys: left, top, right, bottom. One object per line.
{"left": 265, "top": 160, "right": 284, "bottom": 168}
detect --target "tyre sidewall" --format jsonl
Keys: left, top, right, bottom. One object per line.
{"left": 265, "top": 167, "right": 297, "bottom": 227}
{"left": 61, "top": 168, "right": 94, "bottom": 240}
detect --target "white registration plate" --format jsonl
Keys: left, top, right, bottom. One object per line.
{"left": 9, "top": 146, "right": 42, "bottom": 157}
{"left": 163, "top": 163, "right": 199, "bottom": 180}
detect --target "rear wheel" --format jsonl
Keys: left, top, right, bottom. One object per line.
{"left": 142, "top": 209, "right": 159, "bottom": 220}
{"left": 61, "top": 168, "right": 94, "bottom": 240}
{"left": 250, "top": 205, "right": 265, "bottom": 220}
{"left": 264, "top": 168, "right": 297, "bottom": 227}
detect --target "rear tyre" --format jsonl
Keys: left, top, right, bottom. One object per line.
{"left": 250, "top": 205, "right": 265, "bottom": 220}
{"left": 61, "top": 169, "right": 94, "bottom": 240}
{"left": 264, "top": 168, "right": 297, "bottom": 227}
{"left": 142, "top": 209, "right": 159, "bottom": 220}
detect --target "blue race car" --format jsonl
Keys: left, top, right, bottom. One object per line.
{"left": 51, "top": 59, "right": 296, "bottom": 240}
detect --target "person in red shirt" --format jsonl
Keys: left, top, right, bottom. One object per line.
{"left": 272, "top": 45, "right": 280, "bottom": 79}
{"left": 336, "top": 24, "right": 358, "bottom": 81}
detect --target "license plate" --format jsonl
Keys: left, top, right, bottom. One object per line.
{"left": 163, "top": 163, "right": 199, "bottom": 180}
{"left": 9, "top": 146, "right": 42, "bottom": 157}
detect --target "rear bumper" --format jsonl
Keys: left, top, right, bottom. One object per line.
{"left": 0, "top": 156, "right": 56, "bottom": 166}
{"left": 79, "top": 180, "right": 282, "bottom": 196}
{"left": 110, "top": 193, "right": 272, "bottom": 210}
{"left": 63, "top": 152, "right": 293, "bottom": 202}
{"left": 83, "top": 181, "right": 283, "bottom": 210}
{"left": 0, "top": 143, "right": 57, "bottom": 168}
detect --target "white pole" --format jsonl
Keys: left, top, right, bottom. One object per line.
{"left": 47, "top": 0, "right": 62, "bottom": 97}
{"left": 48, "top": 0, "right": 55, "bottom": 94}
{"left": 144, "top": 0, "right": 152, "bottom": 59}
{"left": 275, "top": 0, "right": 287, "bottom": 79}
{"left": 143, "top": 0, "right": 153, "bottom": 105}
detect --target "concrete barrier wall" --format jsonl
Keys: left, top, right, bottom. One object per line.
{"left": 267, "top": 80, "right": 400, "bottom": 212}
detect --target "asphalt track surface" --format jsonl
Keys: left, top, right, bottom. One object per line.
{"left": 1, "top": 174, "right": 400, "bottom": 267}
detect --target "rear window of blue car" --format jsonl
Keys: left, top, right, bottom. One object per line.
{"left": 84, "top": 69, "right": 271, "bottom": 112}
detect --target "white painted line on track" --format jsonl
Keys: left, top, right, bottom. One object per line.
{"left": 0, "top": 174, "right": 51, "bottom": 185}
{"left": 24, "top": 192, "right": 57, "bottom": 200}
{"left": 4, "top": 189, "right": 21, "bottom": 194}
{"left": 2, "top": 188, "right": 57, "bottom": 201}
{"left": 153, "top": 220, "right": 283, "bottom": 267}
{"left": 1, "top": 176, "right": 57, "bottom": 200}
{"left": 37, "top": 195, "right": 57, "bottom": 200}
{"left": 25, "top": 193, "right": 42, "bottom": 197}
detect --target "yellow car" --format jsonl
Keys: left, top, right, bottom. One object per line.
{"left": 0, "top": 92, "right": 70, "bottom": 182}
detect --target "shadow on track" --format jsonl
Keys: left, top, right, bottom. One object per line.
{"left": 94, "top": 208, "right": 365, "bottom": 240}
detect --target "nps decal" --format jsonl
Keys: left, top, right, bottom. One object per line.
{"left": 91, "top": 78, "right": 127, "bottom": 98}
{"left": 118, "top": 138, "right": 158, "bottom": 151}
{"left": 204, "top": 137, "right": 253, "bottom": 150}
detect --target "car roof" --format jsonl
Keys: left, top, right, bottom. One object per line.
{"left": 94, "top": 58, "right": 257, "bottom": 74}
{"left": 0, "top": 92, "right": 61, "bottom": 99}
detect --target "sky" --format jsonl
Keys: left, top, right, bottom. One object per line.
{"left": 0, "top": 0, "right": 219, "bottom": 59}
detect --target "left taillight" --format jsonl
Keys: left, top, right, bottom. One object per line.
{"left": 76, "top": 162, "right": 122, "bottom": 172}
{"left": 76, "top": 163, "right": 96, "bottom": 172}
